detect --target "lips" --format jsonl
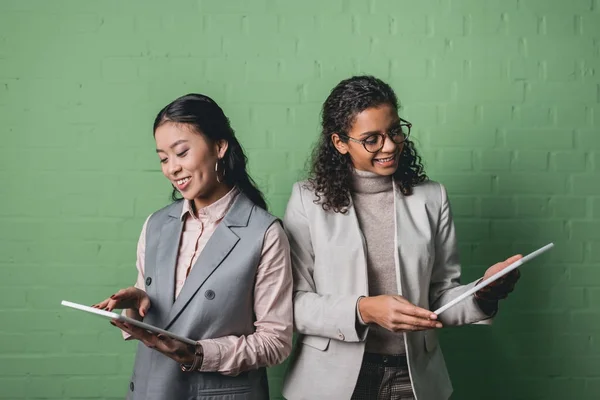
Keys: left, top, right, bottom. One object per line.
{"left": 175, "top": 177, "right": 191, "bottom": 190}
{"left": 374, "top": 155, "right": 395, "bottom": 163}
{"left": 373, "top": 153, "right": 397, "bottom": 166}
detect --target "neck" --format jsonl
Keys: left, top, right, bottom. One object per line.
{"left": 192, "top": 183, "right": 233, "bottom": 211}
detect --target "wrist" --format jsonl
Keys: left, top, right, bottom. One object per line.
{"left": 357, "top": 297, "right": 372, "bottom": 324}
{"left": 181, "top": 343, "right": 204, "bottom": 372}
{"left": 474, "top": 295, "right": 498, "bottom": 316}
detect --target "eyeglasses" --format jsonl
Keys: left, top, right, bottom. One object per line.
{"left": 338, "top": 118, "right": 412, "bottom": 153}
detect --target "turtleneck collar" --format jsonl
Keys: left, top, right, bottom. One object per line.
{"left": 350, "top": 169, "right": 394, "bottom": 194}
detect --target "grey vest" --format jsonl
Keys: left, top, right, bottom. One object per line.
{"left": 126, "top": 193, "right": 277, "bottom": 400}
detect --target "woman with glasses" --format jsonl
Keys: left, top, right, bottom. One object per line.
{"left": 281, "top": 76, "right": 521, "bottom": 400}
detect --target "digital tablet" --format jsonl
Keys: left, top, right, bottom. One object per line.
{"left": 433, "top": 243, "right": 554, "bottom": 315}
{"left": 61, "top": 300, "right": 197, "bottom": 346}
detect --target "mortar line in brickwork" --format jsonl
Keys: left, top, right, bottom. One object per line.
{"left": 585, "top": 106, "right": 593, "bottom": 126}
{"left": 463, "top": 14, "right": 472, "bottom": 36}
{"left": 475, "top": 105, "right": 483, "bottom": 124}
{"left": 425, "top": 15, "right": 434, "bottom": 37}
{"left": 350, "top": 14, "right": 359, "bottom": 35}
{"left": 537, "top": 16, "right": 547, "bottom": 35}
{"left": 574, "top": 15, "right": 583, "bottom": 35}
{"left": 511, "top": 105, "right": 520, "bottom": 122}
{"left": 576, "top": 60, "right": 586, "bottom": 81}
{"left": 386, "top": 59, "right": 393, "bottom": 80}
{"left": 426, "top": 59, "right": 435, "bottom": 79}
{"left": 500, "top": 13, "right": 509, "bottom": 35}
{"left": 495, "top": 128, "right": 506, "bottom": 148}
{"left": 573, "top": 128, "right": 581, "bottom": 150}
{"left": 389, "top": 15, "right": 397, "bottom": 36}
{"left": 241, "top": 15, "right": 249, "bottom": 35}
{"left": 463, "top": 59, "right": 472, "bottom": 79}
{"left": 522, "top": 82, "right": 531, "bottom": 103}
{"left": 518, "top": 37, "right": 528, "bottom": 57}
{"left": 491, "top": 174, "right": 499, "bottom": 194}
{"left": 450, "top": 81, "right": 458, "bottom": 102}
{"left": 539, "top": 60, "right": 548, "bottom": 81}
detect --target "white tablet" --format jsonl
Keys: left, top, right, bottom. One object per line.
{"left": 433, "top": 243, "right": 554, "bottom": 315}
{"left": 61, "top": 300, "right": 197, "bottom": 346}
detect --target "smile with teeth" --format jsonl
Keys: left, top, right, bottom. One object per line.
{"left": 375, "top": 155, "right": 395, "bottom": 163}
{"left": 176, "top": 177, "right": 191, "bottom": 185}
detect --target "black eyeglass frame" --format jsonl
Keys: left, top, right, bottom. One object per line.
{"left": 337, "top": 118, "right": 412, "bottom": 153}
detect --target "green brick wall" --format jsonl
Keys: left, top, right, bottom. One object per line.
{"left": 1, "top": 0, "right": 598, "bottom": 399}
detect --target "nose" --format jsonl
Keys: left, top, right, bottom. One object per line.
{"left": 381, "top": 133, "right": 398, "bottom": 153}
{"left": 167, "top": 159, "right": 182, "bottom": 176}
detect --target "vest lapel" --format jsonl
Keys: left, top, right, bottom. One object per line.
{"left": 163, "top": 193, "right": 254, "bottom": 330}
{"left": 154, "top": 203, "right": 184, "bottom": 323}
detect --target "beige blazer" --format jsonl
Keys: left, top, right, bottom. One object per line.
{"left": 281, "top": 179, "right": 491, "bottom": 400}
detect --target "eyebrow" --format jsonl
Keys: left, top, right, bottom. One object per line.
{"left": 358, "top": 130, "right": 380, "bottom": 138}
{"left": 156, "top": 139, "right": 189, "bottom": 153}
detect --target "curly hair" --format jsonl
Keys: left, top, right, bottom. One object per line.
{"left": 308, "top": 75, "right": 428, "bottom": 213}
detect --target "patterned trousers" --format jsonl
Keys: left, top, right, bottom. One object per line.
{"left": 350, "top": 353, "right": 415, "bottom": 400}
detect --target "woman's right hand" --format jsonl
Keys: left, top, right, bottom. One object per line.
{"left": 358, "top": 295, "right": 442, "bottom": 332}
{"left": 92, "top": 287, "right": 151, "bottom": 318}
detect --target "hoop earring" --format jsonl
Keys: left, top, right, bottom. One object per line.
{"left": 215, "top": 159, "right": 226, "bottom": 183}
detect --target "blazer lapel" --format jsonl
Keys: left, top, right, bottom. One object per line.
{"left": 163, "top": 193, "right": 253, "bottom": 330}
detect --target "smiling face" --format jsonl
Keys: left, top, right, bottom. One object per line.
{"left": 154, "top": 121, "right": 230, "bottom": 209}
{"left": 331, "top": 103, "right": 403, "bottom": 176}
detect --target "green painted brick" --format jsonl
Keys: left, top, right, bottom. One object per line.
{"left": 2, "top": 0, "right": 599, "bottom": 398}
{"left": 454, "top": 220, "right": 490, "bottom": 242}
{"left": 497, "top": 173, "right": 569, "bottom": 194}
{"left": 587, "top": 287, "right": 600, "bottom": 305}
{"left": 544, "top": 242, "right": 585, "bottom": 263}
{"left": 552, "top": 151, "right": 588, "bottom": 172}
{"left": 433, "top": 173, "right": 493, "bottom": 194}
{"left": 478, "top": 149, "right": 512, "bottom": 171}
{"left": 594, "top": 199, "right": 600, "bottom": 218}
{"left": 556, "top": 105, "right": 590, "bottom": 128}
{"left": 512, "top": 150, "right": 549, "bottom": 171}
{"left": 431, "top": 129, "right": 498, "bottom": 148}
{"left": 550, "top": 196, "right": 589, "bottom": 218}
{"left": 491, "top": 220, "right": 569, "bottom": 241}
{"left": 517, "top": 197, "right": 551, "bottom": 217}
{"left": 507, "top": 129, "right": 574, "bottom": 150}
{"left": 448, "top": 196, "right": 477, "bottom": 217}
{"left": 269, "top": 0, "right": 343, "bottom": 15}
{"left": 279, "top": 59, "right": 321, "bottom": 82}
{"left": 571, "top": 221, "right": 600, "bottom": 240}
{"left": 480, "top": 197, "right": 516, "bottom": 218}
{"left": 438, "top": 149, "right": 473, "bottom": 171}
{"left": 571, "top": 266, "right": 600, "bottom": 287}
{"left": 0, "top": 377, "right": 27, "bottom": 398}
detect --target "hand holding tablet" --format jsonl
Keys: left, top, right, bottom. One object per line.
{"left": 61, "top": 300, "right": 196, "bottom": 346}
{"left": 433, "top": 243, "right": 554, "bottom": 315}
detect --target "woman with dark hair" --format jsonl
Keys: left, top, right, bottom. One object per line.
{"left": 282, "top": 76, "right": 521, "bottom": 400}
{"left": 94, "top": 94, "right": 293, "bottom": 400}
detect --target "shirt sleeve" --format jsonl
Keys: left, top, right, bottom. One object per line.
{"left": 197, "top": 222, "right": 294, "bottom": 376}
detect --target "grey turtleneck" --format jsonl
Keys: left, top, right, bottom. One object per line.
{"left": 351, "top": 169, "right": 405, "bottom": 355}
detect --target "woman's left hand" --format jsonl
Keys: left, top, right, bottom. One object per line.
{"left": 476, "top": 254, "right": 523, "bottom": 302}
{"left": 111, "top": 320, "right": 196, "bottom": 365}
